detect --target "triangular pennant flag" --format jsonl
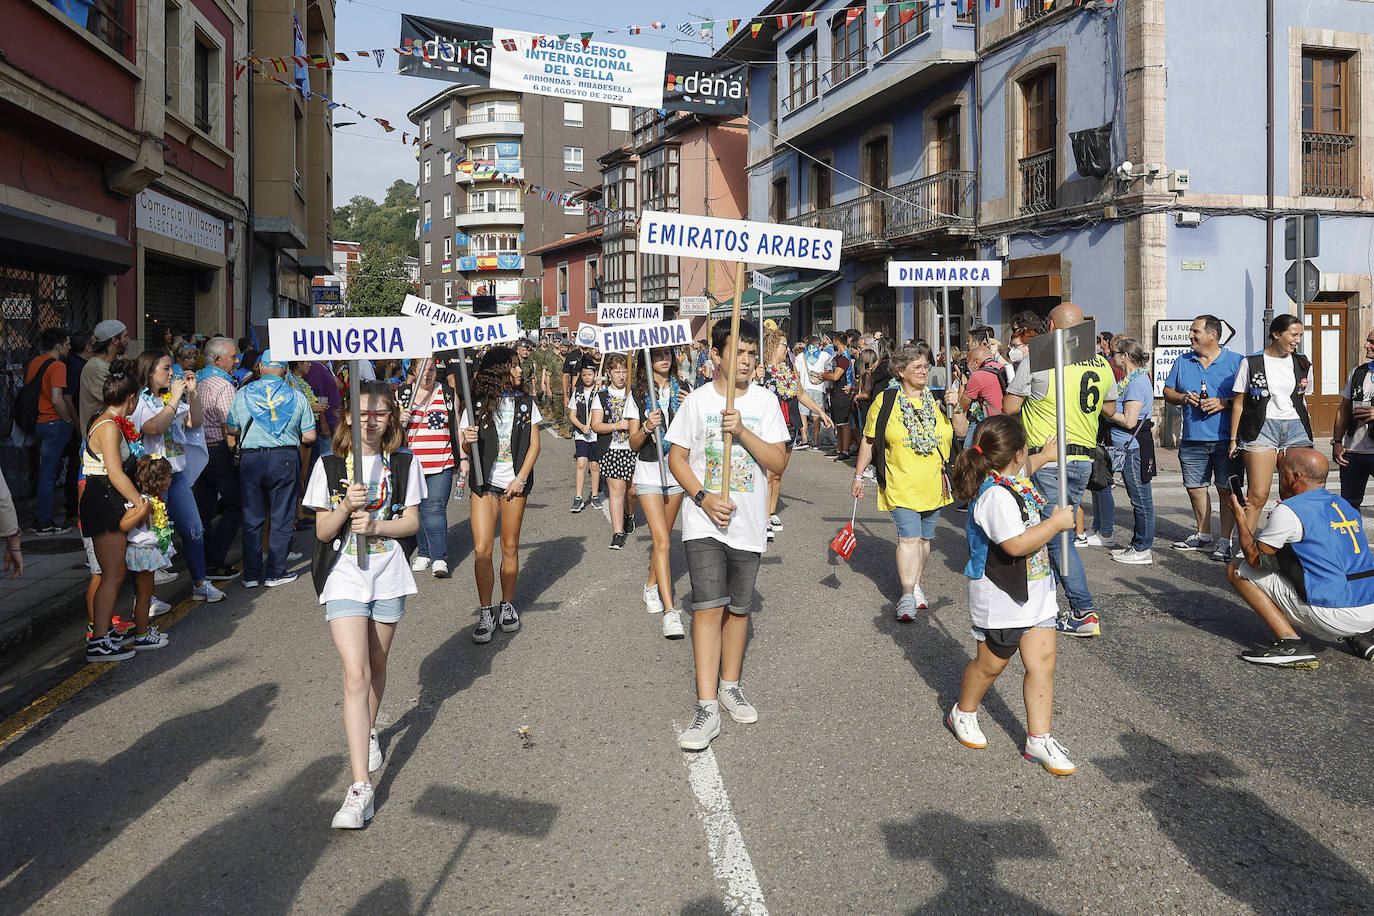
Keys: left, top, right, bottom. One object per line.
{"left": 727, "top": 19, "right": 740, "bottom": 37}
{"left": 846, "top": 8, "right": 861, "bottom": 23}
{"left": 700, "top": 21, "right": 714, "bottom": 38}
{"left": 750, "top": 22, "right": 763, "bottom": 37}
{"left": 899, "top": 2, "right": 917, "bottom": 24}
{"left": 580, "top": 32, "right": 593, "bottom": 49}
{"left": 875, "top": 4, "right": 888, "bottom": 26}
{"left": 651, "top": 21, "right": 664, "bottom": 29}
{"left": 803, "top": 11, "right": 816, "bottom": 26}
{"left": 629, "top": 25, "right": 641, "bottom": 34}
{"left": 333, "top": 52, "right": 348, "bottom": 61}
{"left": 775, "top": 14, "right": 790, "bottom": 29}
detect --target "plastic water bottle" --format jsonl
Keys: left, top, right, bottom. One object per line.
{"left": 453, "top": 475, "right": 466, "bottom": 501}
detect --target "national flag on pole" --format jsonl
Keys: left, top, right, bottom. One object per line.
{"left": 830, "top": 499, "right": 860, "bottom": 560}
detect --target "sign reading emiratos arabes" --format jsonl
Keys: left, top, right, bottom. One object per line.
{"left": 887, "top": 260, "right": 1004, "bottom": 287}
{"left": 638, "top": 211, "right": 842, "bottom": 271}
{"left": 136, "top": 188, "right": 225, "bottom": 255}
{"left": 270, "top": 317, "right": 434, "bottom": 360}
{"left": 597, "top": 319, "right": 693, "bottom": 353}
{"left": 598, "top": 302, "right": 663, "bottom": 324}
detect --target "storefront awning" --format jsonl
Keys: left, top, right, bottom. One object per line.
{"left": 0, "top": 203, "right": 134, "bottom": 275}
{"left": 711, "top": 272, "right": 842, "bottom": 319}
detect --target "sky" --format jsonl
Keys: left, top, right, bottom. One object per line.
{"left": 327, "top": 0, "right": 728, "bottom": 204}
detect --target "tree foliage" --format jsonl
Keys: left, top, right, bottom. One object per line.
{"left": 517, "top": 297, "right": 542, "bottom": 335}
{"left": 344, "top": 244, "right": 418, "bottom": 317}
{"left": 333, "top": 179, "right": 418, "bottom": 255}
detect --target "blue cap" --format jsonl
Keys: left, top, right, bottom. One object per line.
{"left": 259, "top": 349, "right": 288, "bottom": 369}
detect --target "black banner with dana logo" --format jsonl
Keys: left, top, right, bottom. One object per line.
{"left": 398, "top": 13, "right": 746, "bottom": 117}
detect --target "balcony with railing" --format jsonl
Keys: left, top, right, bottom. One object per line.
{"left": 1018, "top": 151, "right": 1056, "bottom": 215}
{"left": 454, "top": 111, "right": 524, "bottom": 140}
{"left": 1020, "top": 0, "right": 1054, "bottom": 26}
{"left": 454, "top": 203, "right": 524, "bottom": 229}
{"left": 599, "top": 209, "right": 637, "bottom": 239}
{"left": 885, "top": 170, "right": 976, "bottom": 241}
{"left": 1303, "top": 132, "right": 1358, "bottom": 197}
{"left": 787, "top": 196, "right": 887, "bottom": 251}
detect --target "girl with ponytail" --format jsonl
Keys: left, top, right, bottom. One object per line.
{"left": 946, "top": 415, "right": 1080, "bottom": 777}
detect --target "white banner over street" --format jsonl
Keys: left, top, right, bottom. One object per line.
{"left": 431, "top": 314, "right": 522, "bottom": 351}
{"left": 597, "top": 319, "right": 694, "bottom": 353}
{"left": 598, "top": 302, "right": 663, "bottom": 324}
{"left": 490, "top": 30, "right": 665, "bottom": 107}
{"left": 270, "top": 318, "right": 434, "bottom": 360}
{"left": 638, "top": 211, "right": 843, "bottom": 271}
{"left": 401, "top": 294, "right": 465, "bottom": 326}
{"left": 887, "top": 260, "right": 1004, "bottom": 287}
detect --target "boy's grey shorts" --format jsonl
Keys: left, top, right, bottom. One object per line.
{"left": 684, "top": 538, "right": 761, "bottom": 616}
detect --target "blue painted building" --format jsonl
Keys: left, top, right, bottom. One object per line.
{"left": 726, "top": 0, "right": 1374, "bottom": 437}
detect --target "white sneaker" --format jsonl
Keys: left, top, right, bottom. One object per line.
{"left": 767, "top": 528, "right": 775, "bottom": 541}
{"left": 643, "top": 584, "right": 665, "bottom": 614}
{"left": 1024, "top": 734, "right": 1076, "bottom": 776}
{"left": 1073, "top": 533, "right": 1089, "bottom": 547}
{"left": 1082, "top": 532, "right": 1117, "bottom": 548}
{"left": 154, "top": 569, "right": 177, "bottom": 585}
{"left": 368, "top": 729, "right": 383, "bottom": 772}
{"left": 286, "top": 551, "right": 304, "bottom": 563}
{"left": 265, "top": 573, "right": 299, "bottom": 587}
{"left": 411, "top": 555, "right": 432, "bottom": 572}
{"left": 191, "top": 582, "right": 225, "bottom": 603}
{"left": 678, "top": 704, "right": 721, "bottom": 751}
{"left": 717, "top": 684, "right": 758, "bottom": 724}
{"left": 1209, "top": 539, "right": 1233, "bottom": 562}
{"left": 331, "top": 781, "right": 375, "bottom": 828}
{"left": 147, "top": 596, "right": 172, "bottom": 618}
{"left": 431, "top": 560, "right": 450, "bottom": 578}
{"left": 895, "top": 593, "right": 917, "bottom": 622}
{"left": 1111, "top": 548, "right": 1153, "bottom": 565}
{"left": 662, "top": 609, "right": 685, "bottom": 639}
{"left": 912, "top": 585, "right": 929, "bottom": 609}
{"left": 945, "top": 704, "right": 988, "bottom": 749}
{"left": 768, "top": 514, "right": 783, "bottom": 531}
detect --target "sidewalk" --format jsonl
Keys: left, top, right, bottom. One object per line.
{"left": 0, "top": 532, "right": 89, "bottom": 656}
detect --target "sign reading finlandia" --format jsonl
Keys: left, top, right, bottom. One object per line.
{"left": 597, "top": 319, "right": 694, "bottom": 353}
{"left": 638, "top": 211, "right": 842, "bottom": 271}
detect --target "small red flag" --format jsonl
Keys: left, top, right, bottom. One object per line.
{"left": 830, "top": 523, "right": 857, "bottom": 560}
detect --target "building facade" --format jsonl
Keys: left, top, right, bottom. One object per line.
{"left": 248, "top": 0, "right": 334, "bottom": 326}
{"left": 408, "top": 86, "right": 630, "bottom": 314}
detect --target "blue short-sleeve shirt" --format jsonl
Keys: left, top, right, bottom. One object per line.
{"left": 1164, "top": 348, "right": 1244, "bottom": 442}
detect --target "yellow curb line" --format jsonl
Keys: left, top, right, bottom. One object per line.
{"left": 0, "top": 593, "right": 204, "bottom": 749}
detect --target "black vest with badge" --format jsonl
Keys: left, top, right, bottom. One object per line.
{"left": 632, "top": 380, "right": 690, "bottom": 462}
{"left": 981, "top": 481, "right": 1031, "bottom": 604}
{"left": 1237, "top": 352, "right": 1313, "bottom": 444}
{"left": 470, "top": 392, "right": 537, "bottom": 493}
{"left": 311, "top": 451, "right": 418, "bottom": 597}
{"left": 595, "top": 388, "right": 627, "bottom": 460}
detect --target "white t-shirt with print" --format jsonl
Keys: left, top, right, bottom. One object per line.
{"left": 567, "top": 387, "right": 599, "bottom": 443}
{"left": 132, "top": 393, "right": 191, "bottom": 473}
{"left": 1229, "top": 354, "right": 1309, "bottom": 421}
{"left": 624, "top": 383, "right": 679, "bottom": 489}
{"left": 967, "top": 484, "right": 1058, "bottom": 629}
{"left": 594, "top": 386, "right": 632, "bottom": 450}
{"left": 460, "top": 398, "right": 544, "bottom": 489}
{"left": 303, "top": 453, "right": 427, "bottom": 605}
{"left": 803, "top": 350, "right": 833, "bottom": 393}
{"left": 1340, "top": 363, "right": 1374, "bottom": 453}
{"left": 665, "top": 382, "right": 789, "bottom": 554}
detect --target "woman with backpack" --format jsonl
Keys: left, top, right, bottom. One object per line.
{"left": 305, "top": 380, "right": 424, "bottom": 829}
{"left": 1228, "top": 315, "right": 1312, "bottom": 531}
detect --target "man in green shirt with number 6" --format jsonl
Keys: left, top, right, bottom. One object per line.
{"left": 1002, "top": 303, "right": 1113, "bottom": 637}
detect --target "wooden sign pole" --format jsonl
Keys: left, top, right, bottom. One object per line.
{"left": 719, "top": 261, "right": 747, "bottom": 497}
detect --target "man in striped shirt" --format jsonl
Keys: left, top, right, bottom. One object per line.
{"left": 194, "top": 336, "right": 243, "bottom": 581}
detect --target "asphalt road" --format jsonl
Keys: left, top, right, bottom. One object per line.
{"left": 1, "top": 431, "right": 1370, "bottom": 914}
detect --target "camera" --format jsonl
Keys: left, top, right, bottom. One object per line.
{"left": 1226, "top": 471, "right": 1246, "bottom": 496}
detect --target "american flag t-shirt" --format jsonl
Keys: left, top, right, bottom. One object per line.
{"left": 405, "top": 387, "right": 456, "bottom": 474}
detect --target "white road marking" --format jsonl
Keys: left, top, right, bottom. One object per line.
{"left": 677, "top": 728, "right": 769, "bottom": 915}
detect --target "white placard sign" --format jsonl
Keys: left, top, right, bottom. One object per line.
{"left": 401, "top": 294, "right": 465, "bottom": 326}
{"left": 270, "top": 317, "right": 434, "bottom": 360}
{"left": 597, "top": 319, "right": 694, "bottom": 353}
{"left": 887, "top": 260, "right": 1004, "bottom": 287}
{"left": 136, "top": 188, "right": 226, "bottom": 254}
{"left": 598, "top": 302, "right": 663, "bottom": 324}
{"left": 678, "top": 296, "right": 710, "bottom": 317}
{"left": 490, "top": 29, "right": 666, "bottom": 108}
{"left": 638, "top": 211, "right": 843, "bottom": 270}
{"left": 575, "top": 322, "right": 601, "bottom": 349}
{"left": 431, "top": 314, "right": 522, "bottom": 351}
{"left": 751, "top": 271, "right": 774, "bottom": 294}
{"left": 1153, "top": 346, "right": 1192, "bottom": 398}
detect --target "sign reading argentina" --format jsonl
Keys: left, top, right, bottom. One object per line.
{"left": 887, "top": 260, "right": 1004, "bottom": 287}
{"left": 270, "top": 317, "right": 434, "bottom": 361}
{"left": 598, "top": 302, "right": 663, "bottom": 324}
{"left": 400, "top": 293, "right": 465, "bottom": 326}
{"left": 638, "top": 211, "right": 843, "bottom": 271}
{"left": 598, "top": 319, "right": 694, "bottom": 353}
{"left": 431, "top": 314, "right": 522, "bottom": 351}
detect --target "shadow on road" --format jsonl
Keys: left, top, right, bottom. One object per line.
{"left": 1096, "top": 732, "right": 1374, "bottom": 913}
{"left": 882, "top": 811, "right": 1057, "bottom": 914}
{"left": 109, "top": 753, "right": 342, "bottom": 914}
{"left": 0, "top": 683, "right": 279, "bottom": 913}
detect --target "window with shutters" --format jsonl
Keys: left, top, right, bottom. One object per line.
{"left": 1301, "top": 50, "right": 1358, "bottom": 197}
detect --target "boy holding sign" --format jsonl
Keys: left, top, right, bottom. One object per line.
{"left": 666, "top": 319, "right": 790, "bottom": 751}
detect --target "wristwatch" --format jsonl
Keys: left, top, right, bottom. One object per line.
{"left": 692, "top": 489, "right": 708, "bottom": 508}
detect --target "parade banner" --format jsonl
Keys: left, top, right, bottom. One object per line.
{"left": 400, "top": 293, "right": 465, "bottom": 326}
{"left": 638, "top": 211, "right": 843, "bottom": 271}
{"left": 598, "top": 302, "right": 663, "bottom": 324}
{"left": 398, "top": 15, "right": 746, "bottom": 116}
{"left": 431, "top": 314, "right": 522, "bottom": 351}
{"left": 575, "top": 322, "right": 602, "bottom": 350}
{"left": 887, "top": 260, "right": 1004, "bottom": 287}
{"left": 269, "top": 317, "right": 434, "bottom": 360}
{"left": 597, "top": 319, "right": 694, "bottom": 353}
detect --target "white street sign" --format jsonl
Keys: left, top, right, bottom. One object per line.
{"left": 638, "top": 210, "right": 842, "bottom": 270}
{"left": 1155, "top": 318, "right": 1236, "bottom": 348}
{"left": 270, "top": 317, "right": 434, "bottom": 361}
{"left": 598, "top": 302, "right": 663, "bottom": 324}
{"left": 887, "top": 260, "right": 1004, "bottom": 287}
{"left": 431, "top": 314, "right": 522, "bottom": 351}
{"left": 678, "top": 296, "right": 710, "bottom": 317}
{"left": 401, "top": 294, "right": 465, "bottom": 326}
{"left": 597, "top": 319, "right": 695, "bottom": 353}
{"left": 1153, "top": 346, "right": 1193, "bottom": 397}
{"left": 751, "top": 271, "right": 774, "bottom": 294}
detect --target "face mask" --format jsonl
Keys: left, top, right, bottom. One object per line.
{"left": 1008, "top": 346, "right": 1025, "bottom": 363}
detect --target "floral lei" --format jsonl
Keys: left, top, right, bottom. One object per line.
{"left": 148, "top": 495, "right": 173, "bottom": 552}
{"left": 767, "top": 361, "right": 800, "bottom": 399}
{"left": 111, "top": 415, "right": 147, "bottom": 458}
{"left": 897, "top": 389, "right": 942, "bottom": 455}
{"left": 989, "top": 472, "right": 1048, "bottom": 513}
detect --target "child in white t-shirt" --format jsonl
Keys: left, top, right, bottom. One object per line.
{"left": 305, "top": 381, "right": 424, "bottom": 829}
{"left": 666, "top": 320, "right": 789, "bottom": 752}
{"left": 947, "top": 414, "right": 1078, "bottom": 776}
{"left": 567, "top": 362, "right": 601, "bottom": 514}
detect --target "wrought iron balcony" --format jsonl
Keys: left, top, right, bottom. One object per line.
{"left": 456, "top": 112, "right": 523, "bottom": 126}
{"left": 1302, "top": 131, "right": 1358, "bottom": 198}
{"left": 1018, "top": 151, "right": 1056, "bottom": 215}
{"left": 884, "top": 170, "right": 976, "bottom": 240}
{"left": 787, "top": 196, "right": 887, "bottom": 249}
{"left": 1020, "top": 0, "right": 1054, "bottom": 26}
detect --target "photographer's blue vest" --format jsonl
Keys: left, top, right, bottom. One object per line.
{"left": 1278, "top": 488, "right": 1374, "bottom": 607}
